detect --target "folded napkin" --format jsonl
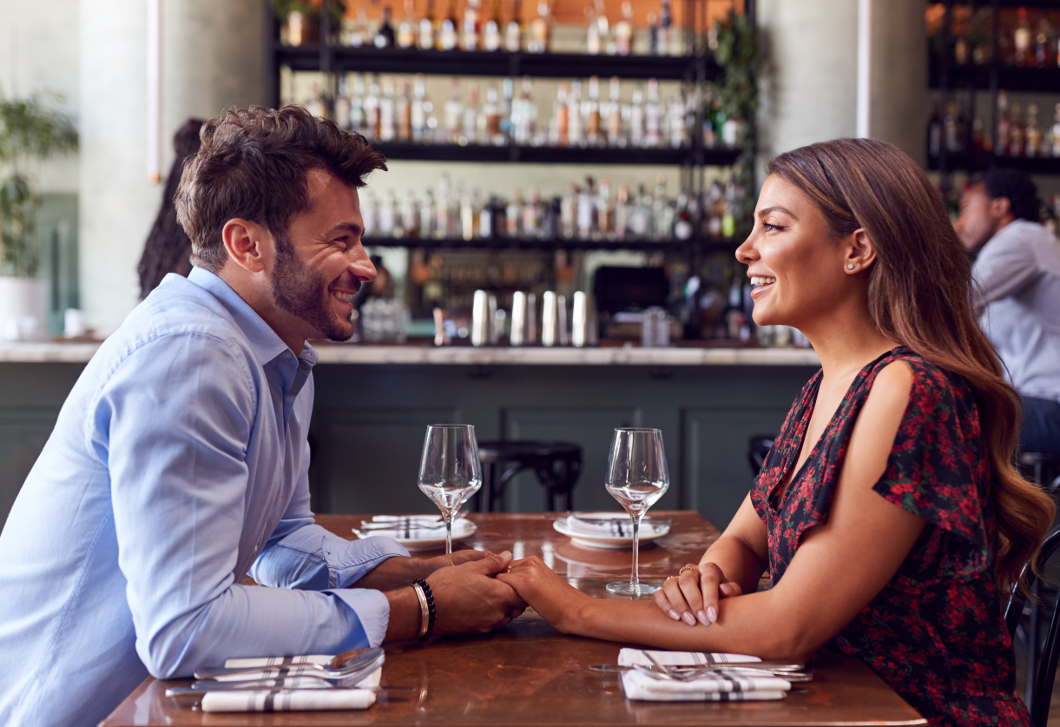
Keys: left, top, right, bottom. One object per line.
{"left": 359, "top": 516, "right": 473, "bottom": 541}
{"left": 201, "top": 689, "right": 375, "bottom": 712}
{"left": 198, "top": 667, "right": 382, "bottom": 712}
{"left": 618, "top": 649, "right": 790, "bottom": 702}
{"left": 565, "top": 514, "right": 666, "bottom": 538}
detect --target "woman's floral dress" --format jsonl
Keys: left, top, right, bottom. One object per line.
{"left": 751, "top": 346, "right": 1030, "bottom": 727}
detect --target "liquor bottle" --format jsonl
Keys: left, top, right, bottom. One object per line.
{"left": 652, "top": 175, "right": 672, "bottom": 239}
{"left": 411, "top": 74, "right": 431, "bottom": 142}
{"left": 614, "top": 185, "right": 631, "bottom": 239}
{"left": 597, "top": 179, "right": 613, "bottom": 239}
{"left": 646, "top": 12, "right": 658, "bottom": 55}
{"left": 995, "top": 90, "right": 1010, "bottom": 155}
{"left": 484, "top": 0, "right": 502, "bottom": 50}
{"left": 434, "top": 174, "right": 451, "bottom": 238}
{"left": 613, "top": 2, "right": 634, "bottom": 56}
{"left": 397, "top": 81, "right": 413, "bottom": 141}
{"left": 439, "top": 0, "right": 459, "bottom": 50}
{"left": 1009, "top": 102, "right": 1024, "bottom": 156}
{"left": 506, "top": 0, "right": 524, "bottom": 51}
{"left": 419, "top": 0, "right": 438, "bottom": 49}
{"left": 334, "top": 77, "right": 352, "bottom": 130}
{"left": 568, "top": 79, "right": 584, "bottom": 146}
{"left": 644, "top": 77, "right": 663, "bottom": 147}
{"left": 1036, "top": 15, "right": 1054, "bottom": 67}
{"left": 350, "top": 74, "right": 367, "bottom": 135}
{"left": 668, "top": 86, "right": 688, "bottom": 148}
{"left": 484, "top": 85, "right": 502, "bottom": 145}
{"left": 673, "top": 190, "right": 693, "bottom": 240}
{"left": 943, "top": 102, "right": 959, "bottom": 153}
{"left": 523, "top": 187, "right": 544, "bottom": 238}
{"left": 586, "top": 76, "right": 602, "bottom": 145}
{"left": 398, "top": 189, "right": 419, "bottom": 238}
{"left": 972, "top": 116, "right": 986, "bottom": 152}
{"left": 479, "top": 193, "right": 496, "bottom": 239}
{"left": 1025, "top": 103, "right": 1042, "bottom": 157}
{"left": 397, "top": 0, "right": 417, "bottom": 48}
{"left": 463, "top": 82, "right": 480, "bottom": 143}
{"left": 463, "top": 0, "right": 482, "bottom": 51}
{"left": 577, "top": 178, "right": 596, "bottom": 239}
{"left": 606, "top": 76, "right": 623, "bottom": 146}
{"left": 506, "top": 188, "right": 524, "bottom": 237}
{"left": 657, "top": 0, "right": 672, "bottom": 56}
{"left": 378, "top": 190, "right": 397, "bottom": 237}
{"left": 560, "top": 184, "right": 577, "bottom": 238}
{"left": 444, "top": 78, "right": 463, "bottom": 143}
{"left": 629, "top": 83, "right": 645, "bottom": 147}
{"left": 512, "top": 77, "right": 535, "bottom": 144}
{"left": 553, "top": 83, "right": 569, "bottom": 145}
{"left": 1052, "top": 104, "right": 1060, "bottom": 156}
{"left": 528, "top": 1, "right": 551, "bottom": 54}
{"left": 418, "top": 190, "right": 435, "bottom": 238}
{"left": 364, "top": 76, "right": 382, "bottom": 139}
{"left": 379, "top": 77, "right": 397, "bottom": 141}
{"left": 721, "top": 181, "right": 737, "bottom": 239}
{"left": 460, "top": 190, "right": 475, "bottom": 241}
{"left": 500, "top": 77, "right": 514, "bottom": 143}
{"left": 586, "top": 0, "right": 608, "bottom": 55}
{"left": 361, "top": 192, "right": 378, "bottom": 235}
{"left": 631, "top": 184, "right": 653, "bottom": 238}
{"left": 1015, "top": 6, "right": 1032, "bottom": 67}
{"left": 375, "top": 6, "right": 396, "bottom": 48}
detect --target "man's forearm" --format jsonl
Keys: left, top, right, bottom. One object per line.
{"left": 349, "top": 556, "right": 433, "bottom": 591}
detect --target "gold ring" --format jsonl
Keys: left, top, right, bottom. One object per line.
{"left": 678, "top": 565, "right": 697, "bottom": 576}
{"left": 505, "top": 565, "right": 512, "bottom": 573}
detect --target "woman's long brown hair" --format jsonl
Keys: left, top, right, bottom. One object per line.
{"left": 768, "top": 138, "right": 1054, "bottom": 595}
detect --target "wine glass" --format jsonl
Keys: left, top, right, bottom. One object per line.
{"left": 605, "top": 428, "right": 669, "bottom": 596}
{"left": 417, "top": 424, "right": 482, "bottom": 554}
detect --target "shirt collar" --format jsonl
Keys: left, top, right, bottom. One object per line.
{"left": 187, "top": 267, "right": 317, "bottom": 368}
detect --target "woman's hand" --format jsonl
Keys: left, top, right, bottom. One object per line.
{"left": 497, "top": 556, "right": 591, "bottom": 633}
{"left": 653, "top": 563, "right": 743, "bottom": 626}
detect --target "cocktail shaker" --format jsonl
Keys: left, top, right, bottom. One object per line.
{"left": 541, "top": 291, "right": 568, "bottom": 347}
{"left": 471, "top": 290, "right": 493, "bottom": 347}
{"left": 510, "top": 291, "right": 536, "bottom": 346}
{"left": 571, "top": 291, "right": 595, "bottom": 347}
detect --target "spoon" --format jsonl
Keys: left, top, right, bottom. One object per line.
{"left": 193, "top": 647, "right": 383, "bottom": 680}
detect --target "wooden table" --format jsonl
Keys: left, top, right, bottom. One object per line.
{"left": 101, "top": 512, "right": 926, "bottom": 726}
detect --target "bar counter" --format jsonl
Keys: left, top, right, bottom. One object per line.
{"left": 0, "top": 343, "right": 822, "bottom": 530}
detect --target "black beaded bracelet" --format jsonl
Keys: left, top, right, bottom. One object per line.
{"left": 413, "top": 579, "right": 435, "bottom": 643}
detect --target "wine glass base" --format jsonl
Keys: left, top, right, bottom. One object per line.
{"left": 606, "top": 580, "right": 660, "bottom": 596}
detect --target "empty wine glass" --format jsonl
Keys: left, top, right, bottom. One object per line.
{"left": 605, "top": 428, "right": 669, "bottom": 596}
{"left": 417, "top": 424, "right": 482, "bottom": 554}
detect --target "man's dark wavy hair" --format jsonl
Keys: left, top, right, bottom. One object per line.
{"left": 175, "top": 105, "right": 387, "bottom": 272}
{"left": 983, "top": 167, "right": 1040, "bottom": 223}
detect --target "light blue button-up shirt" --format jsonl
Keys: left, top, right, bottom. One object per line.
{"left": 0, "top": 268, "right": 408, "bottom": 727}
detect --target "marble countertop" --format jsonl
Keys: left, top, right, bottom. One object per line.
{"left": 0, "top": 341, "right": 821, "bottom": 366}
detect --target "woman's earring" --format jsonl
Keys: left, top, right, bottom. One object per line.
{"left": 847, "top": 263, "right": 855, "bottom": 270}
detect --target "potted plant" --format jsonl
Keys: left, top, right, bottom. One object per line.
{"left": 0, "top": 93, "right": 78, "bottom": 341}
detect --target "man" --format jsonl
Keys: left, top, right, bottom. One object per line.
{"left": 0, "top": 106, "right": 524, "bottom": 727}
{"left": 955, "top": 167, "right": 1060, "bottom": 454}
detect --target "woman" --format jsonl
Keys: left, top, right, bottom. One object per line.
{"left": 498, "top": 138, "right": 1055, "bottom": 727}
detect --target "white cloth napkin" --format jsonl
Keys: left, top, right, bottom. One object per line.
{"left": 618, "top": 649, "right": 790, "bottom": 702}
{"left": 201, "top": 689, "right": 376, "bottom": 712}
{"left": 360, "top": 516, "right": 473, "bottom": 541}
{"left": 565, "top": 514, "right": 665, "bottom": 538}
{"left": 198, "top": 667, "right": 382, "bottom": 712}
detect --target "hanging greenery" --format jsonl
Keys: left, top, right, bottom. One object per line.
{"left": 712, "top": 10, "right": 762, "bottom": 225}
{"left": 0, "top": 93, "right": 78, "bottom": 278}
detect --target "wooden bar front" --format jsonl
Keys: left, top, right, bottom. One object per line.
{"left": 100, "top": 513, "right": 926, "bottom": 727}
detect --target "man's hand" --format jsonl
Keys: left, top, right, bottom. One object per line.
{"left": 351, "top": 549, "right": 489, "bottom": 591}
{"left": 428, "top": 551, "right": 527, "bottom": 635}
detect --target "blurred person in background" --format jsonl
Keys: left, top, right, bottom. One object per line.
{"left": 955, "top": 168, "right": 1060, "bottom": 455}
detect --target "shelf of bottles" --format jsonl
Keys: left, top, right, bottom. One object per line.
{"left": 928, "top": 2, "right": 1060, "bottom": 176}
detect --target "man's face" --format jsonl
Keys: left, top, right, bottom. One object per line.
{"left": 955, "top": 182, "right": 1002, "bottom": 254}
{"left": 270, "top": 169, "right": 375, "bottom": 342}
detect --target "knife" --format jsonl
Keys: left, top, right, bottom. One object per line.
{"left": 166, "top": 685, "right": 415, "bottom": 698}
{"left": 589, "top": 660, "right": 805, "bottom": 672}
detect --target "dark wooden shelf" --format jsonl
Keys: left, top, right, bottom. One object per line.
{"left": 361, "top": 235, "right": 740, "bottom": 251}
{"left": 927, "top": 151, "right": 1060, "bottom": 175}
{"left": 368, "top": 141, "right": 740, "bottom": 166}
{"left": 929, "top": 55, "right": 1060, "bottom": 92}
{"left": 272, "top": 44, "right": 712, "bottom": 81}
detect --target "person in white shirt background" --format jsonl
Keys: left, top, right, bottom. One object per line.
{"left": 956, "top": 167, "right": 1060, "bottom": 456}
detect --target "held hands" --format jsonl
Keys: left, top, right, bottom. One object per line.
{"left": 653, "top": 563, "right": 743, "bottom": 626}
{"left": 497, "top": 556, "right": 590, "bottom": 633}
{"left": 427, "top": 551, "right": 527, "bottom": 635}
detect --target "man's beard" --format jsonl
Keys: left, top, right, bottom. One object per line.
{"left": 270, "top": 235, "right": 355, "bottom": 342}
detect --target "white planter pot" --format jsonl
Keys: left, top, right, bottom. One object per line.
{"left": 0, "top": 277, "right": 49, "bottom": 341}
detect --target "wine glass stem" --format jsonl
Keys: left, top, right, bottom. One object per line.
{"left": 630, "top": 512, "right": 642, "bottom": 589}
{"left": 444, "top": 512, "right": 454, "bottom": 555}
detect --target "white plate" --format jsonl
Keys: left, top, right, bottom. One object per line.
{"left": 353, "top": 518, "right": 477, "bottom": 552}
{"left": 553, "top": 512, "right": 670, "bottom": 550}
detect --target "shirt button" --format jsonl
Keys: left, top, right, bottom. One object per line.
{"left": 283, "top": 351, "right": 292, "bottom": 359}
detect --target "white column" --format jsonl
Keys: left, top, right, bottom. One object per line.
{"left": 79, "top": 0, "right": 265, "bottom": 331}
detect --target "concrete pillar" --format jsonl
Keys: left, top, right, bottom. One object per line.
{"left": 79, "top": 0, "right": 265, "bottom": 331}
{"left": 755, "top": 0, "right": 926, "bottom": 164}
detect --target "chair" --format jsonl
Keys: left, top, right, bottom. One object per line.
{"left": 1004, "top": 525, "right": 1060, "bottom": 727}
{"left": 476, "top": 441, "right": 583, "bottom": 512}
{"left": 747, "top": 435, "right": 775, "bottom": 477}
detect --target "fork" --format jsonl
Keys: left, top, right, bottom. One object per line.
{"left": 193, "top": 647, "right": 384, "bottom": 680}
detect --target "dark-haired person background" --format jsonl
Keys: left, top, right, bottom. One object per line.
{"left": 955, "top": 168, "right": 1060, "bottom": 455}
{"left": 0, "top": 106, "right": 524, "bottom": 727}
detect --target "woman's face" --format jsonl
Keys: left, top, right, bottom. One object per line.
{"left": 735, "top": 174, "right": 853, "bottom": 330}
